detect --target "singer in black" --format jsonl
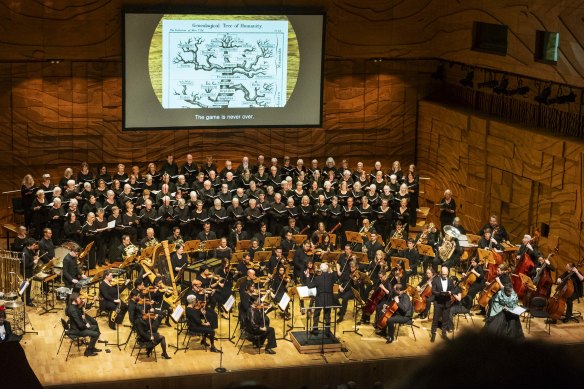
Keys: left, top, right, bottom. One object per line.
{"left": 430, "top": 266, "right": 456, "bottom": 342}
{"left": 439, "top": 189, "right": 456, "bottom": 230}
{"left": 307, "top": 262, "right": 336, "bottom": 337}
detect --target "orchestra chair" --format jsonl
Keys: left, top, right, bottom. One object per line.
{"left": 451, "top": 311, "right": 475, "bottom": 338}
{"left": 57, "top": 318, "right": 87, "bottom": 362}
{"left": 183, "top": 330, "right": 208, "bottom": 353}
{"left": 131, "top": 334, "right": 157, "bottom": 363}
{"left": 235, "top": 317, "right": 262, "bottom": 355}
{"left": 123, "top": 325, "right": 135, "bottom": 351}
{"left": 524, "top": 297, "right": 551, "bottom": 335}
{"left": 395, "top": 318, "right": 418, "bottom": 342}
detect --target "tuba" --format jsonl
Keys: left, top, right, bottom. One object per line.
{"left": 438, "top": 225, "right": 460, "bottom": 262}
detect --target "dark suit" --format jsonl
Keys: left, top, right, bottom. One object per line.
{"left": 431, "top": 276, "right": 456, "bottom": 336}
{"left": 62, "top": 254, "right": 81, "bottom": 288}
{"left": 307, "top": 272, "right": 336, "bottom": 333}
{"left": 0, "top": 321, "right": 19, "bottom": 343}
{"left": 66, "top": 303, "right": 100, "bottom": 350}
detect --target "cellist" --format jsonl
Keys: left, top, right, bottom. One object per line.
{"left": 460, "top": 257, "right": 485, "bottom": 310}
{"left": 415, "top": 268, "right": 435, "bottom": 320}
{"left": 360, "top": 269, "right": 392, "bottom": 325}
{"left": 529, "top": 255, "right": 555, "bottom": 299}
{"left": 556, "top": 263, "right": 584, "bottom": 323}
{"left": 376, "top": 283, "right": 413, "bottom": 344}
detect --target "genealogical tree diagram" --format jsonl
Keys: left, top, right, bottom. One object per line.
{"left": 161, "top": 20, "right": 289, "bottom": 109}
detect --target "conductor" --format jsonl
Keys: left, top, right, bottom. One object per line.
{"left": 307, "top": 262, "right": 336, "bottom": 336}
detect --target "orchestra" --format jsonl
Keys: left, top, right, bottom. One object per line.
{"left": 2, "top": 155, "right": 582, "bottom": 368}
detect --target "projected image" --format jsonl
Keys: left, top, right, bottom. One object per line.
{"left": 149, "top": 16, "right": 298, "bottom": 109}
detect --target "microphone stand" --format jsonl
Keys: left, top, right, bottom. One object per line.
{"left": 215, "top": 302, "right": 227, "bottom": 373}
{"left": 20, "top": 251, "right": 37, "bottom": 336}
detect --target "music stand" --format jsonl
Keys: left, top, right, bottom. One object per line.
{"left": 390, "top": 238, "right": 407, "bottom": 251}
{"left": 253, "top": 251, "right": 271, "bottom": 263}
{"left": 235, "top": 240, "right": 251, "bottom": 252}
{"left": 416, "top": 243, "right": 435, "bottom": 257}
{"left": 344, "top": 287, "right": 365, "bottom": 336}
{"left": 466, "top": 234, "right": 481, "bottom": 245}
{"left": 263, "top": 237, "right": 281, "bottom": 250}
{"left": 183, "top": 239, "right": 201, "bottom": 254}
{"left": 354, "top": 253, "right": 369, "bottom": 266}
{"left": 286, "top": 286, "right": 304, "bottom": 334}
{"left": 390, "top": 257, "right": 410, "bottom": 271}
{"left": 345, "top": 231, "right": 363, "bottom": 251}
{"left": 477, "top": 248, "right": 495, "bottom": 266}
{"left": 204, "top": 239, "right": 222, "bottom": 252}
{"left": 320, "top": 251, "right": 341, "bottom": 264}
{"left": 231, "top": 251, "right": 246, "bottom": 264}
{"left": 292, "top": 235, "right": 307, "bottom": 245}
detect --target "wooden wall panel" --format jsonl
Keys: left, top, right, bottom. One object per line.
{"left": 417, "top": 101, "right": 584, "bottom": 268}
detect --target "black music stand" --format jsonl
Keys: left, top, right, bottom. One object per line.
{"left": 343, "top": 287, "right": 365, "bottom": 336}
{"left": 217, "top": 295, "right": 236, "bottom": 344}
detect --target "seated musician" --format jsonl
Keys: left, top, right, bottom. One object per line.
{"left": 280, "top": 230, "right": 296, "bottom": 258}
{"left": 167, "top": 226, "right": 184, "bottom": 245}
{"left": 136, "top": 308, "right": 171, "bottom": 359}
{"left": 280, "top": 217, "right": 299, "bottom": 239}
{"left": 481, "top": 263, "right": 512, "bottom": 316}
{"left": 478, "top": 215, "right": 509, "bottom": 244}
{"left": 248, "top": 238, "right": 262, "bottom": 264}
{"left": 253, "top": 222, "right": 272, "bottom": 249}
{"left": 198, "top": 265, "right": 223, "bottom": 308}
{"left": 62, "top": 244, "right": 86, "bottom": 289}
{"left": 367, "top": 250, "right": 388, "bottom": 285}
{"left": 556, "top": 263, "right": 584, "bottom": 323}
{"left": 361, "top": 269, "right": 391, "bottom": 324}
{"left": 270, "top": 266, "right": 291, "bottom": 320}
{"left": 0, "top": 305, "right": 20, "bottom": 343}
{"left": 416, "top": 267, "right": 435, "bottom": 320}
{"left": 452, "top": 217, "right": 467, "bottom": 235}
{"left": 236, "top": 253, "right": 253, "bottom": 279}
{"left": 336, "top": 259, "right": 359, "bottom": 323}
{"left": 461, "top": 257, "right": 485, "bottom": 309}
{"left": 66, "top": 292, "right": 102, "bottom": 357}
{"left": 448, "top": 279, "right": 469, "bottom": 330}
{"left": 267, "top": 247, "right": 287, "bottom": 276}
{"left": 310, "top": 222, "right": 328, "bottom": 246}
{"left": 364, "top": 232, "right": 383, "bottom": 263}
{"left": 127, "top": 289, "right": 144, "bottom": 328}
{"left": 213, "top": 237, "right": 232, "bottom": 263}
{"left": 99, "top": 269, "right": 131, "bottom": 315}
{"left": 377, "top": 283, "right": 413, "bottom": 343}
{"left": 185, "top": 295, "right": 222, "bottom": 353}
{"left": 400, "top": 239, "right": 421, "bottom": 276}
{"left": 477, "top": 228, "right": 503, "bottom": 250}
{"left": 247, "top": 298, "right": 278, "bottom": 354}
{"left": 528, "top": 255, "right": 555, "bottom": 299}
{"left": 139, "top": 227, "right": 158, "bottom": 249}
{"left": 484, "top": 284, "right": 524, "bottom": 341}
{"left": 197, "top": 222, "right": 217, "bottom": 260}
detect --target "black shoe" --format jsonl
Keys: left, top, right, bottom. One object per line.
{"left": 562, "top": 316, "right": 572, "bottom": 323}
{"left": 337, "top": 315, "right": 344, "bottom": 323}
{"left": 430, "top": 333, "right": 436, "bottom": 343}
{"left": 26, "top": 302, "right": 36, "bottom": 308}
{"left": 200, "top": 338, "right": 210, "bottom": 347}
{"left": 325, "top": 331, "right": 333, "bottom": 338}
{"left": 84, "top": 351, "right": 98, "bottom": 357}
{"left": 310, "top": 329, "right": 319, "bottom": 336}
{"left": 545, "top": 319, "right": 557, "bottom": 325}
{"left": 386, "top": 337, "right": 394, "bottom": 344}
{"left": 441, "top": 333, "right": 449, "bottom": 341}
{"left": 90, "top": 347, "right": 102, "bottom": 352}
{"left": 161, "top": 353, "right": 172, "bottom": 360}
{"left": 146, "top": 348, "right": 153, "bottom": 357}
{"left": 418, "top": 314, "right": 427, "bottom": 320}
{"left": 265, "top": 348, "right": 276, "bottom": 354}
{"left": 210, "top": 346, "right": 223, "bottom": 353}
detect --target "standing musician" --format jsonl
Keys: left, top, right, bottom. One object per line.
{"left": 62, "top": 244, "right": 86, "bottom": 289}
{"left": 361, "top": 269, "right": 391, "bottom": 325}
{"left": 247, "top": 298, "right": 278, "bottom": 354}
{"left": 515, "top": 234, "right": 538, "bottom": 263}
{"left": 556, "top": 263, "right": 584, "bottom": 323}
{"left": 364, "top": 232, "right": 383, "bottom": 263}
{"left": 22, "top": 238, "right": 39, "bottom": 306}
{"left": 136, "top": 308, "right": 171, "bottom": 359}
{"left": 66, "top": 292, "right": 102, "bottom": 357}
{"left": 378, "top": 283, "right": 413, "bottom": 343}
{"left": 307, "top": 262, "right": 336, "bottom": 337}
{"left": 430, "top": 266, "right": 455, "bottom": 342}
{"left": 336, "top": 259, "right": 359, "bottom": 323}
{"left": 185, "top": 295, "right": 222, "bottom": 353}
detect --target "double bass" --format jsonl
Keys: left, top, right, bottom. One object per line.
{"left": 545, "top": 260, "right": 583, "bottom": 321}
{"left": 532, "top": 252, "right": 555, "bottom": 299}
{"left": 512, "top": 251, "right": 535, "bottom": 299}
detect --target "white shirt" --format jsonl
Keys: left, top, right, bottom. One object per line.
{"left": 0, "top": 324, "right": 6, "bottom": 341}
{"left": 440, "top": 277, "right": 448, "bottom": 292}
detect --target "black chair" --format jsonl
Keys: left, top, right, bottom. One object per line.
{"left": 395, "top": 318, "right": 418, "bottom": 342}
{"left": 56, "top": 318, "right": 86, "bottom": 362}
{"left": 131, "top": 335, "right": 157, "bottom": 364}
{"left": 183, "top": 330, "right": 208, "bottom": 353}
{"left": 525, "top": 297, "right": 551, "bottom": 335}
{"left": 235, "top": 314, "right": 263, "bottom": 355}
{"left": 11, "top": 197, "right": 24, "bottom": 216}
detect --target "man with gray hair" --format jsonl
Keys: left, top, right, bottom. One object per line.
{"left": 307, "top": 262, "right": 336, "bottom": 337}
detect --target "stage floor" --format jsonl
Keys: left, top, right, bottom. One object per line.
{"left": 14, "top": 291, "right": 584, "bottom": 388}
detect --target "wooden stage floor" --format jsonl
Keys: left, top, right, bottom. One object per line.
{"left": 15, "top": 291, "right": 584, "bottom": 388}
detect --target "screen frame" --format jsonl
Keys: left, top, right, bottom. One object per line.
{"left": 121, "top": 6, "right": 326, "bottom": 131}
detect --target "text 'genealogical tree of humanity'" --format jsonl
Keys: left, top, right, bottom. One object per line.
{"left": 162, "top": 20, "right": 289, "bottom": 109}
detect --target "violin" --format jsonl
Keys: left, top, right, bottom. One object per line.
{"left": 142, "top": 312, "right": 157, "bottom": 320}
{"left": 137, "top": 297, "right": 153, "bottom": 306}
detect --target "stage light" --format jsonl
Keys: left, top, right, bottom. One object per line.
{"left": 459, "top": 70, "right": 474, "bottom": 88}
{"left": 431, "top": 64, "right": 445, "bottom": 81}
{"left": 534, "top": 86, "right": 552, "bottom": 105}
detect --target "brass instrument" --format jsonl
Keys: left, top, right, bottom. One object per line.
{"left": 438, "top": 225, "right": 461, "bottom": 262}
{"left": 122, "top": 243, "right": 139, "bottom": 262}
{"left": 145, "top": 237, "right": 159, "bottom": 248}
{"left": 417, "top": 230, "right": 428, "bottom": 245}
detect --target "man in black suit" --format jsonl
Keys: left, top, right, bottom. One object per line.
{"left": 430, "top": 266, "right": 455, "bottom": 342}
{"left": 0, "top": 306, "right": 20, "bottom": 343}
{"left": 66, "top": 293, "right": 101, "bottom": 357}
{"left": 62, "top": 245, "right": 85, "bottom": 288}
{"left": 307, "top": 263, "right": 336, "bottom": 336}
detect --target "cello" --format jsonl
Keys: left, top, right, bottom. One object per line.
{"left": 376, "top": 300, "right": 398, "bottom": 330}
{"left": 545, "top": 272, "right": 575, "bottom": 321}
{"left": 512, "top": 251, "right": 535, "bottom": 299}
{"left": 532, "top": 252, "right": 556, "bottom": 299}
{"left": 363, "top": 283, "right": 387, "bottom": 316}
{"left": 414, "top": 276, "right": 433, "bottom": 314}
{"left": 459, "top": 260, "right": 479, "bottom": 299}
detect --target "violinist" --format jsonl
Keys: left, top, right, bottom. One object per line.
{"left": 461, "top": 257, "right": 485, "bottom": 310}
{"left": 556, "top": 263, "right": 584, "bottom": 323}
{"left": 377, "top": 283, "right": 413, "bottom": 344}
{"left": 400, "top": 239, "right": 421, "bottom": 276}
{"left": 430, "top": 266, "right": 455, "bottom": 342}
{"left": 197, "top": 265, "right": 223, "bottom": 309}
{"left": 416, "top": 268, "right": 435, "bottom": 320}
{"left": 66, "top": 293, "right": 102, "bottom": 357}
{"left": 270, "top": 266, "right": 291, "bottom": 320}
{"left": 185, "top": 295, "right": 222, "bottom": 353}
{"left": 236, "top": 253, "right": 253, "bottom": 278}
{"left": 478, "top": 215, "right": 509, "bottom": 244}
{"left": 293, "top": 240, "right": 313, "bottom": 283}
{"left": 336, "top": 259, "right": 359, "bottom": 323}
{"left": 98, "top": 270, "right": 131, "bottom": 315}
{"left": 307, "top": 262, "right": 336, "bottom": 337}
{"left": 361, "top": 269, "right": 391, "bottom": 325}
{"left": 268, "top": 247, "right": 287, "bottom": 275}
{"left": 238, "top": 269, "right": 258, "bottom": 302}
{"left": 364, "top": 232, "right": 383, "bottom": 263}
{"left": 127, "top": 289, "right": 144, "bottom": 327}
{"left": 247, "top": 298, "right": 277, "bottom": 354}
{"left": 215, "top": 259, "right": 234, "bottom": 311}
{"left": 136, "top": 309, "right": 171, "bottom": 359}
{"left": 367, "top": 250, "right": 388, "bottom": 285}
